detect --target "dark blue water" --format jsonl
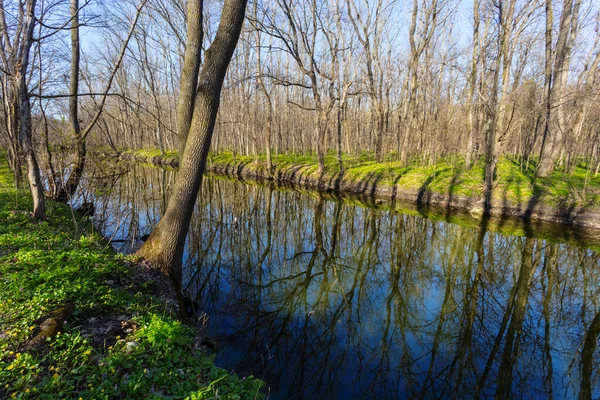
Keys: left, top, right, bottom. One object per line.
{"left": 85, "top": 164, "right": 600, "bottom": 399}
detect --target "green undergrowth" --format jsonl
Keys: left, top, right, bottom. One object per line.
{"left": 0, "top": 153, "right": 262, "bottom": 399}
{"left": 203, "top": 151, "right": 600, "bottom": 209}
{"left": 126, "top": 147, "right": 600, "bottom": 209}
{"left": 127, "top": 147, "right": 600, "bottom": 209}
{"left": 124, "top": 149, "right": 179, "bottom": 165}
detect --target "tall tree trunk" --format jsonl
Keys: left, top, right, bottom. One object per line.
{"left": 66, "top": 0, "right": 83, "bottom": 194}
{"left": 401, "top": 0, "right": 419, "bottom": 164}
{"left": 483, "top": 55, "right": 500, "bottom": 212}
{"left": 465, "top": 0, "right": 480, "bottom": 169}
{"left": 18, "top": 0, "right": 45, "bottom": 219}
{"left": 53, "top": 0, "right": 84, "bottom": 202}
{"left": 55, "top": 0, "right": 145, "bottom": 202}
{"left": 253, "top": 2, "right": 273, "bottom": 176}
{"left": 137, "top": 0, "right": 247, "bottom": 285}
{"left": 539, "top": 0, "right": 581, "bottom": 176}
{"left": 494, "top": 0, "right": 517, "bottom": 156}
{"left": 538, "top": 0, "right": 554, "bottom": 177}
{"left": 177, "top": 0, "right": 203, "bottom": 156}
{"left": 400, "top": 0, "right": 438, "bottom": 164}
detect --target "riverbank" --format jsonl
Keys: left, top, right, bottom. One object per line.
{"left": 0, "top": 156, "right": 262, "bottom": 398}
{"left": 122, "top": 149, "right": 600, "bottom": 231}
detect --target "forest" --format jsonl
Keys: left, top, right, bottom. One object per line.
{"left": 1, "top": 0, "right": 599, "bottom": 211}
{"left": 2, "top": 0, "right": 600, "bottom": 398}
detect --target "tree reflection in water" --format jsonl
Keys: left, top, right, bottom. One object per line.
{"left": 85, "top": 164, "right": 600, "bottom": 399}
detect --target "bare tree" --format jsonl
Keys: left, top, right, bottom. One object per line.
{"left": 177, "top": 0, "right": 202, "bottom": 156}
{"left": 252, "top": 0, "right": 273, "bottom": 175}
{"left": 346, "top": 0, "right": 390, "bottom": 162}
{"left": 0, "top": 0, "right": 46, "bottom": 218}
{"left": 51, "top": 0, "right": 147, "bottom": 202}
{"left": 257, "top": 0, "right": 339, "bottom": 175}
{"left": 14, "top": 0, "right": 599, "bottom": 193}
{"left": 465, "top": 0, "right": 480, "bottom": 168}
{"left": 137, "top": 0, "right": 247, "bottom": 285}
{"left": 538, "top": 0, "right": 582, "bottom": 176}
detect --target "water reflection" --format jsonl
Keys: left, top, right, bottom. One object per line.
{"left": 83, "top": 164, "right": 600, "bottom": 399}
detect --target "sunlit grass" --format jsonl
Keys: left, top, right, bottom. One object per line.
{"left": 129, "top": 148, "right": 600, "bottom": 209}
{"left": 0, "top": 150, "right": 263, "bottom": 399}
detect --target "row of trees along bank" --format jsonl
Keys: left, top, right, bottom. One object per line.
{"left": 1, "top": 0, "right": 600, "bottom": 279}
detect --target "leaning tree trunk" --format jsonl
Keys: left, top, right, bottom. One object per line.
{"left": 137, "top": 0, "right": 247, "bottom": 285}
{"left": 177, "top": 0, "right": 203, "bottom": 156}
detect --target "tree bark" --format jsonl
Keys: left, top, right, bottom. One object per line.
{"left": 137, "top": 0, "right": 247, "bottom": 284}
{"left": 538, "top": 0, "right": 581, "bottom": 176}
{"left": 18, "top": 0, "right": 45, "bottom": 219}
{"left": 177, "top": 0, "right": 203, "bottom": 156}
{"left": 54, "top": 0, "right": 84, "bottom": 202}
{"left": 465, "top": 0, "right": 480, "bottom": 169}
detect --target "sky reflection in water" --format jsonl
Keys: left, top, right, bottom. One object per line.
{"left": 86, "top": 165, "right": 600, "bottom": 399}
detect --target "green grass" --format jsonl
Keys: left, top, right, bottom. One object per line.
{"left": 125, "top": 148, "right": 179, "bottom": 164}
{"left": 127, "top": 148, "right": 600, "bottom": 209}
{"left": 0, "top": 152, "right": 262, "bottom": 399}
{"left": 203, "top": 151, "right": 600, "bottom": 209}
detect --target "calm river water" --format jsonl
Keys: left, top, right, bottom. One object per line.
{"left": 82, "top": 163, "right": 600, "bottom": 399}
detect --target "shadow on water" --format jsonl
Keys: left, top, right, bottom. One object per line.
{"left": 79, "top": 162, "right": 600, "bottom": 399}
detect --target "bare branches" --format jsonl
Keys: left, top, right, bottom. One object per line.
{"left": 2, "top": 0, "right": 599, "bottom": 199}
{"left": 80, "top": 0, "right": 148, "bottom": 141}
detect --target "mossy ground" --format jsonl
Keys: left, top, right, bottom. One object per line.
{"left": 0, "top": 154, "right": 262, "bottom": 399}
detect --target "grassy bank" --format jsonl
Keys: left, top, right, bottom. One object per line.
{"left": 0, "top": 156, "right": 262, "bottom": 398}
{"left": 212, "top": 152, "right": 600, "bottom": 208}
{"left": 126, "top": 148, "right": 600, "bottom": 210}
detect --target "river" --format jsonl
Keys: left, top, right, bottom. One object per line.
{"left": 80, "top": 163, "right": 600, "bottom": 399}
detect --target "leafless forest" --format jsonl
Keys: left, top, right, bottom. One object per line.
{"left": 1, "top": 0, "right": 600, "bottom": 202}
{"left": 2, "top": 3, "right": 600, "bottom": 395}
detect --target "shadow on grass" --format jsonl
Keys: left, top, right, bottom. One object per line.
{"left": 418, "top": 167, "right": 451, "bottom": 195}
{"left": 415, "top": 168, "right": 451, "bottom": 213}
{"left": 324, "top": 169, "right": 345, "bottom": 192}
{"left": 442, "top": 167, "right": 464, "bottom": 220}
{"left": 356, "top": 171, "right": 384, "bottom": 198}
{"left": 389, "top": 167, "right": 414, "bottom": 205}
{"left": 276, "top": 163, "right": 313, "bottom": 185}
